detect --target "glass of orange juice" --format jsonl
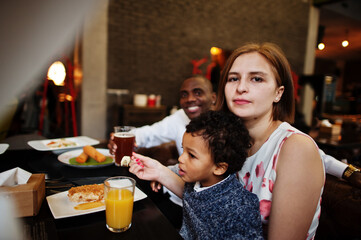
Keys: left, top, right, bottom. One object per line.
{"left": 104, "top": 176, "right": 136, "bottom": 233}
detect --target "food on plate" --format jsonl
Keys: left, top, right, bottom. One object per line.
{"left": 69, "top": 155, "right": 113, "bottom": 166}
{"left": 83, "top": 145, "right": 106, "bottom": 162}
{"left": 68, "top": 184, "right": 104, "bottom": 203}
{"left": 74, "top": 201, "right": 104, "bottom": 210}
{"left": 76, "top": 152, "right": 88, "bottom": 163}
{"left": 46, "top": 138, "right": 77, "bottom": 148}
{"left": 120, "top": 156, "right": 131, "bottom": 167}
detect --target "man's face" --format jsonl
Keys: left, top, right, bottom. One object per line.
{"left": 179, "top": 77, "right": 215, "bottom": 119}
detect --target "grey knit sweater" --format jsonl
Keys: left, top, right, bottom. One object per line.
{"left": 179, "top": 174, "right": 263, "bottom": 240}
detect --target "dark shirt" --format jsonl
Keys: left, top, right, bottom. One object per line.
{"left": 180, "top": 174, "right": 264, "bottom": 240}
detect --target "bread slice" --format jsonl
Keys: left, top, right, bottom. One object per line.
{"left": 83, "top": 145, "right": 106, "bottom": 162}
{"left": 68, "top": 184, "right": 104, "bottom": 203}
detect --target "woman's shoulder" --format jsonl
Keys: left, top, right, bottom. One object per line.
{"left": 259, "top": 122, "right": 310, "bottom": 151}
{"left": 278, "top": 122, "right": 318, "bottom": 150}
{"left": 277, "top": 127, "right": 323, "bottom": 172}
{"left": 274, "top": 122, "right": 316, "bottom": 145}
{"left": 283, "top": 133, "right": 319, "bottom": 154}
{"left": 278, "top": 122, "right": 306, "bottom": 134}
{"left": 272, "top": 122, "right": 322, "bottom": 167}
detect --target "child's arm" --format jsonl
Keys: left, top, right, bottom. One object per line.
{"left": 130, "top": 152, "right": 185, "bottom": 198}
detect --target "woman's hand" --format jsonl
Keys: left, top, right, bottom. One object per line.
{"left": 129, "top": 152, "right": 163, "bottom": 183}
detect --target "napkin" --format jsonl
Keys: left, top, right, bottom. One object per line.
{"left": 0, "top": 168, "right": 32, "bottom": 187}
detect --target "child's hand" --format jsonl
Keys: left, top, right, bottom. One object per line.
{"left": 150, "top": 181, "right": 162, "bottom": 192}
{"left": 129, "top": 152, "right": 163, "bottom": 182}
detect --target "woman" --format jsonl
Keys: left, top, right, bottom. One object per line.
{"left": 129, "top": 42, "right": 324, "bottom": 240}
{"left": 215, "top": 42, "right": 324, "bottom": 239}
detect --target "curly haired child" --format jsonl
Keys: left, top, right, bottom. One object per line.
{"left": 130, "top": 111, "right": 263, "bottom": 239}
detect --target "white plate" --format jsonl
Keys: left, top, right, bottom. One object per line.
{"left": 58, "top": 148, "right": 114, "bottom": 168}
{"left": 47, "top": 186, "right": 147, "bottom": 219}
{"left": 27, "top": 136, "right": 99, "bottom": 151}
{"left": 0, "top": 144, "right": 9, "bottom": 154}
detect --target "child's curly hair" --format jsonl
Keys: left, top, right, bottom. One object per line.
{"left": 185, "top": 110, "right": 250, "bottom": 176}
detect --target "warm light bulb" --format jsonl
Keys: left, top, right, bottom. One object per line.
{"left": 210, "top": 47, "right": 221, "bottom": 55}
{"left": 318, "top": 43, "right": 325, "bottom": 50}
{"left": 47, "top": 61, "right": 66, "bottom": 86}
{"left": 342, "top": 40, "right": 349, "bottom": 47}
{"left": 65, "top": 94, "right": 73, "bottom": 101}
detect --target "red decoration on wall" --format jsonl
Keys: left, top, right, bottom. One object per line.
{"left": 205, "top": 62, "right": 216, "bottom": 80}
{"left": 291, "top": 70, "right": 300, "bottom": 102}
{"left": 191, "top": 57, "right": 208, "bottom": 75}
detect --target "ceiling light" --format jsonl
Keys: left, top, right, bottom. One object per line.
{"left": 210, "top": 47, "right": 222, "bottom": 55}
{"left": 342, "top": 29, "right": 349, "bottom": 48}
{"left": 318, "top": 43, "right": 325, "bottom": 50}
{"left": 342, "top": 40, "right": 349, "bottom": 48}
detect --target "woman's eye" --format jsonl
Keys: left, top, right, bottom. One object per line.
{"left": 251, "top": 76, "right": 263, "bottom": 82}
{"left": 227, "top": 77, "right": 238, "bottom": 82}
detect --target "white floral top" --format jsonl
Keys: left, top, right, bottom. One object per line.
{"left": 238, "top": 122, "right": 325, "bottom": 240}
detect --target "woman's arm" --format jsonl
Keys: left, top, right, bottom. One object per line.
{"left": 268, "top": 134, "right": 324, "bottom": 240}
{"left": 129, "top": 152, "right": 185, "bottom": 198}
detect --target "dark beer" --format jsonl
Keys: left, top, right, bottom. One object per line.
{"left": 114, "top": 132, "right": 135, "bottom": 166}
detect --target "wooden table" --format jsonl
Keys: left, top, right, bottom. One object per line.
{"left": 0, "top": 145, "right": 182, "bottom": 240}
{"left": 313, "top": 124, "right": 361, "bottom": 164}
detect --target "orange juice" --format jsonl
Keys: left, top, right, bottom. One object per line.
{"left": 105, "top": 189, "right": 134, "bottom": 230}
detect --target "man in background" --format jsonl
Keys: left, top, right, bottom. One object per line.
{"left": 108, "top": 75, "right": 216, "bottom": 228}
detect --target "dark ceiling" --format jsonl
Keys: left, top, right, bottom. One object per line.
{"left": 315, "top": 0, "right": 361, "bottom": 61}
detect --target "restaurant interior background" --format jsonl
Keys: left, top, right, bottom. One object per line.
{"left": 1, "top": 0, "right": 361, "bottom": 144}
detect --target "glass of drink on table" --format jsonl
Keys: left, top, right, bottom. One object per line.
{"left": 113, "top": 126, "right": 135, "bottom": 167}
{"left": 104, "top": 176, "right": 136, "bottom": 233}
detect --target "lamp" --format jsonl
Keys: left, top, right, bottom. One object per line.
{"left": 316, "top": 25, "right": 325, "bottom": 50}
{"left": 47, "top": 61, "right": 66, "bottom": 86}
{"left": 318, "top": 42, "right": 325, "bottom": 50}
{"left": 210, "top": 47, "right": 222, "bottom": 55}
{"left": 342, "top": 29, "right": 349, "bottom": 48}
{"left": 39, "top": 59, "right": 78, "bottom": 137}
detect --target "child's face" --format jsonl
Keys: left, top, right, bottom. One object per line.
{"left": 178, "top": 132, "right": 220, "bottom": 187}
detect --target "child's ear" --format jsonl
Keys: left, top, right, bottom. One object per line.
{"left": 213, "top": 162, "right": 228, "bottom": 176}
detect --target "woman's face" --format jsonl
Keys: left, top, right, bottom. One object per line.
{"left": 224, "top": 52, "right": 284, "bottom": 121}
